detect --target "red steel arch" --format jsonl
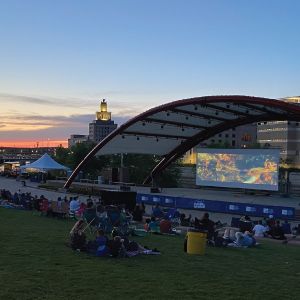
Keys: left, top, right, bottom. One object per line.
{"left": 64, "top": 95, "right": 300, "bottom": 189}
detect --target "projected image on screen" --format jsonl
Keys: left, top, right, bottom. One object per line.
{"left": 196, "top": 149, "right": 279, "bottom": 191}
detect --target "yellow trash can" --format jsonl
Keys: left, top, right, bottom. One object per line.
{"left": 187, "top": 231, "right": 207, "bottom": 255}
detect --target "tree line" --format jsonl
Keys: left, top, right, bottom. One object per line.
{"left": 54, "top": 143, "right": 180, "bottom": 187}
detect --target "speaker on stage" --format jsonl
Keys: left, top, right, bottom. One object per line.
{"left": 100, "top": 190, "right": 136, "bottom": 211}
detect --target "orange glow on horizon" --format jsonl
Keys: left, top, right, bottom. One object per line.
{"left": 0, "top": 140, "right": 68, "bottom": 148}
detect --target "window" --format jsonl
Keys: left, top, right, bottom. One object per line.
{"left": 232, "top": 134, "right": 236, "bottom": 138}
{"left": 218, "top": 134, "right": 222, "bottom": 137}
{"left": 225, "top": 134, "right": 229, "bottom": 138}
{"left": 232, "top": 140, "right": 236, "bottom": 146}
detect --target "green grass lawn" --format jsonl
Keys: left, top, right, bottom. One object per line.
{"left": 0, "top": 208, "right": 299, "bottom": 300}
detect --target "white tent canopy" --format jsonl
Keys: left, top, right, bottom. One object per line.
{"left": 20, "top": 153, "right": 69, "bottom": 172}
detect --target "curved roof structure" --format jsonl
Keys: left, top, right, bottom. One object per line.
{"left": 64, "top": 95, "right": 300, "bottom": 188}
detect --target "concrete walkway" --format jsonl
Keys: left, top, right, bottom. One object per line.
{"left": 0, "top": 177, "right": 90, "bottom": 203}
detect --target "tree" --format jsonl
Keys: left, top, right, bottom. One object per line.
{"left": 55, "top": 143, "right": 110, "bottom": 179}
{"left": 122, "top": 154, "right": 180, "bottom": 187}
{"left": 54, "top": 145, "right": 180, "bottom": 185}
{"left": 54, "top": 145, "right": 70, "bottom": 165}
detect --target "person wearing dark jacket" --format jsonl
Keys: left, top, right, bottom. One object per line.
{"left": 132, "top": 204, "right": 143, "bottom": 222}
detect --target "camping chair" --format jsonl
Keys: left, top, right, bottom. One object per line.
{"left": 107, "top": 207, "right": 121, "bottom": 227}
{"left": 82, "top": 217, "right": 97, "bottom": 238}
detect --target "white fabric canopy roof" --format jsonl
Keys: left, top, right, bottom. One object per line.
{"left": 20, "top": 153, "right": 69, "bottom": 172}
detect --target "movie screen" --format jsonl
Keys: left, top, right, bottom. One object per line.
{"left": 196, "top": 149, "right": 280, "bottom": 191}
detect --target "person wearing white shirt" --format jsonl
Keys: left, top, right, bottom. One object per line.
{"left": 69, "top": 197, "right": 80, "bottom": 212}
{"left": 252, "top": 220, "right": 267, "bottom": 237}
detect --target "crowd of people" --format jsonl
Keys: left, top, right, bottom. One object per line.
{"left": 1, "top": 188, "right": 299, "bottom": 253}
{"left": 202, "top": 214, "right": 298, "bottom": 248}
{"left": 69, "top": 220, "right": 160, "bottom": 258}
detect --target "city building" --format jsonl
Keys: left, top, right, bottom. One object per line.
{"left": 88, "top": 99, "right": 118, "bottom": 143}
{"left": 68, "top": 99, "right": 118, "bottom": 148}
{"left": 182, "top": 123, "right": 257, "bottom": 164}
{"left": 0, "top": 147, "right": 56, "bottom": 163}
{"left": 257, "top": 96, "right": 300, "bottom": 168}
{"left": 68, "top": 134, "right": 89, "bottom": 148}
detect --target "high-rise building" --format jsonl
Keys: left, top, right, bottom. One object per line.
{"left": 68, "top": 134, "right": 89, "bottom": 148}
{"left": 88, "top": 99, "right": 117, "bottom": 143}
{"left": 182, "top": 123, "right": 257, "bottom": 164}
{"left": 257, "top": 96, "right": 300, "bottom": 168}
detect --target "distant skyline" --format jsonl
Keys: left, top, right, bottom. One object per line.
{"left": 1, "top": 0, "right": 300, "bottom": 147}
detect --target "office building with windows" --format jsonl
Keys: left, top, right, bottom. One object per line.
{"left": 182, "top": 123, "right": 257, "bottom": 164}
{"left": 68, "top": 134, "right": 89, "bottom": 148}
{"left": 88, "top": 99, "right": 118, "bottom": 143}
{"left": 257, "top": 96, "right": 300, "bottom": 168}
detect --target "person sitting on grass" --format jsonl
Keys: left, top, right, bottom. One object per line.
{"left": 107, "top": 236, "right": 126, "bottom": 258}
{"left": 83, "top": 201, "right": 100, "bottom": 226}
{"left": 87, "top": 229, "right": 110, "bottom": 256}
{"left": 144, "top": 218, "right": 151, "bottom": 231}
{"left": 281, "top": 220, "right": 292, "bottom": 234}
{"left": 132, "top": 204, "right": 144, "bottom": 222}
{"left": 268, "top": 220, "right": 287, "bottom": 240}
{"left": 152, "top": 203, "right": 164, "bottom": 219}
{"left": 76, "top": 202, "right": 86, "bottom": 218}
{"left": 252, "top": 220, "right": 267, "bottom": 238}
{"left": 196, "top": 213, "right": 217, "bottom": 244}
{"left": 233, "top": 231, "right": 256, "bottom": 247}
{"left": 180, "top": 213, "right": 192, "bottom": 227}
{"left": 239, "top": 215, "right": 253, "bottom": 233}
{"left": 69, "top": 197, "right": 80, "bottom": 214}
{"left": 149, "top": 216, "right": 161, "bottom": 234}
{"left": 107, "top": 232, "right": 160, "bottom": 257}
{"left": 69, "top": 220, "right": 87, "bottom": 251}
{"left": 159, "top": 216, "right": 172, "bottom": 234}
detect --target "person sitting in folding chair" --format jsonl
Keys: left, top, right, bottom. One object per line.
{"left": 69, "top": 197, "right": 80, "bottom": 218}
{"left": 39, "top": 196, "right": 50, "bottom": 216}
{"left": 83, "top": 201, "right": 100, "bottom": 227}
{"left": 69, "top": 220, "right": 87, "bottom": 251}
{"left": 106, "top": 205, "right": 121, "bottom": 227}
{"left": 118, "top": 207, "right": 130, "bottom": 236}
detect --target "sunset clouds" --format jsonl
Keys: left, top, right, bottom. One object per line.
{"left": 0, "top": 92, "right": 147, "bottom": 146}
